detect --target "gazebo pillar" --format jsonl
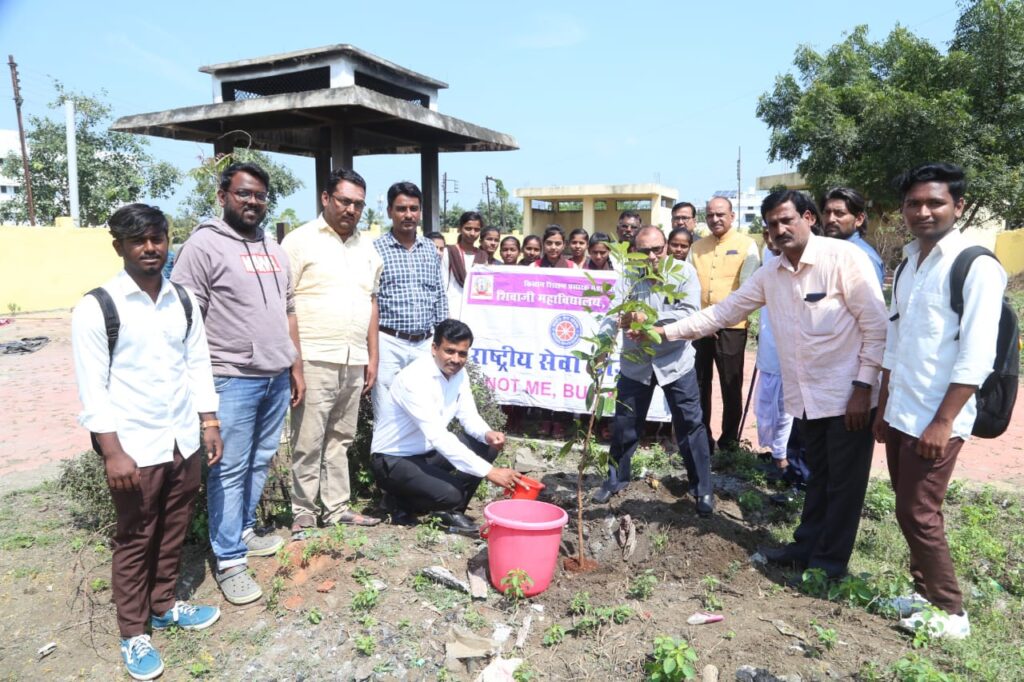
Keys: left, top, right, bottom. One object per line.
{"left": 331, "top": 124, "right": 354, "bottom": 170}
{"left": 314, "top": 150, "right": 331, "bottom": 215}
{"left": 420, "top": 145, "right": 439, "bottom": 232}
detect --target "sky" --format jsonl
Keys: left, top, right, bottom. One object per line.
{"left": 0, "top": 0, "right": 963, "bottom": 224}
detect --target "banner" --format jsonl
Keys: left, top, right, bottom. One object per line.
{"left": 462, "top": 265, "right": 671, "bottom": 421}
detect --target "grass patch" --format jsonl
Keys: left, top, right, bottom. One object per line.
{"left": 769, "top": 480, "right": 1024, "bottom": 680}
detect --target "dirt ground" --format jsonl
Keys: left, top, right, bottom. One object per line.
{"left": 2, "top": 455, "right": 915, "bottom": 682}
{"left": 1, "top": 311, "right": 1021, "bottom": 680}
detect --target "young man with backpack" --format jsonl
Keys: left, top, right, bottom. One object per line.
{"left": 72, "top": 204, "right": 223, "bottom": 680}
{"left": 874, "top": 163, "right": 1010, "bottom": 640}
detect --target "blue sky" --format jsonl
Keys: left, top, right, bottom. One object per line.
{"left": 0, "top": 0, "right": 962, "bottom": 223}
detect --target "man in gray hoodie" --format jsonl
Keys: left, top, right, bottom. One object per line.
{"left": 172, "top": 162, "right": 303, "bottom": 605}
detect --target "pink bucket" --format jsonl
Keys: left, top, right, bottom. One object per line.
{"left": 481, "top": 499, "right": 568, "bottom": 597}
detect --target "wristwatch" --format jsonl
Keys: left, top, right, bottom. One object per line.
{"left": 201, "top": 419, "right": 221, "bottom": 429}
{"left": 851, "top": 380, "right": 872, "bottom": 390}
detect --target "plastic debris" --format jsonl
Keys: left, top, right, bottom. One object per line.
{"left": 37, "top": 642, "right": 57, "bottom": 658}
{"left": 473, "top": 656, "right": 523, "bottom": 682}
{"left": 687, "top": 611, "right": 725, "bottom": 625}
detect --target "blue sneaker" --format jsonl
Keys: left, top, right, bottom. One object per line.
{"left": 151, "top": 601, "right": 221, "bottom": 630}
{"left": 120, "top": 634, "right": 164, "bottom": 680}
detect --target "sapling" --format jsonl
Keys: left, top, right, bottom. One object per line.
{"left": 563, "top": 242, "right": 685, "bottom": 568}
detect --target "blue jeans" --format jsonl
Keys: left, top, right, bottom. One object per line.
{"left": 208, "top": 371, "right": 290, "bottom": 569}
{"left": 604, "top": 369, "right": 712, "bottom": 497}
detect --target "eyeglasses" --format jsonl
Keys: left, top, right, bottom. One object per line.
{"left": 330, "top": 195, "right": 366, "bottom": 211}
{"left": 230, "top": 189, "right": 270, "bottom": 203}
{"left": 634, "top": 245, "right": 664, "bottom": 255}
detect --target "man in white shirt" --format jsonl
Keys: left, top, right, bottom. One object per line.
{"left": 72, "top": 204, "right": 223, "bottom": 681}
{"left": 874, "top": 163, "right": 1007, "bottom": 641}
{"left": 370, "top": 319, "right": 523, "bottom": 535}
{"left": 282, "top": 168, "right": 382, "bottom": 533}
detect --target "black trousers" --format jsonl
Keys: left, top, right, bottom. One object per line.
{"left": 788, "top": 411, "right": 875, "bottom": 578}
{"left": 603, "top": 369, "right": 712, "bottom": 497}
{"left": 694, "top": 328, "right": 747, "bottom": 450}
{"left": 371, "top": 433, "right": 498, "bottom": 514}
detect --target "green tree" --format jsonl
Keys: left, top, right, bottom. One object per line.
{"left": 440, "top": 202, "right": 468, "bottom": 230}
{"left": 175, "top": 147, "right": 304, "bottom": 238}
{"left": 0, "top": 83, "right": 180, "bottom": 226}
{"left": 360, "top": 207, "right": 381, "bottom": 231}
{"left": 478, "top": 178, "right": 522, "bottom": 232}
{"left": 756, "top": 1, "right": 1024, "bottom": 228}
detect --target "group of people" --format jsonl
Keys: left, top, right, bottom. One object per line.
{"left": 71, "top": 160, "right": 1003, "bottom": 678}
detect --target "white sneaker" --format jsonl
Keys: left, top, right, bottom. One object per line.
{"left": 898, "top": 609, "right": 971, "bottom": 640}
{"left": 881, "top": 592, "right": 930, "bottom": 617}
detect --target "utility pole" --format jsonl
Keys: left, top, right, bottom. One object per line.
{"left": 482, "top": 177, "right": 493, "bottom": 219}
{"left": 65, "top": 100, "right": 80, "bottom": 226}
{"left": 441, "top": 173, "right": 458, "bottom": 227}
{"left": 7, "top": 55, "right": 35, "bottom": 225}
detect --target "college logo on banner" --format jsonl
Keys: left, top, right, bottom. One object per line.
{"left": 549, "top": 314, "right": 582, "bottom": 348}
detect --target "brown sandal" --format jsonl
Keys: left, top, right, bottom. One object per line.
{"left": 336, "top": 510, "right": 381, "bottom": 527}
{"left": 291, "top": 513, "right": 316, "bottom": 538}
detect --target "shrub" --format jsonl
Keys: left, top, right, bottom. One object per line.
{"left": 59, "top": 450, "right": 116, "bottom": 532}
{"left": 863, "top": 480, "right": 896, "bottom": 520}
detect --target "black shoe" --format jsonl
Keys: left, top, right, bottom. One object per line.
{"left": 381, "top": 493, "right": 417, "bottom": 526}
{"left": 696, "top": 493, "right": 715, "bottom": 517}
{"left": 758, "top": 545, "right": 805, "bottom": 569}
{"left": 591, "top": 487, "right": 615, "bottom": 504}
{"left": 429, "top": 511, "right": 479, "bottom": 537}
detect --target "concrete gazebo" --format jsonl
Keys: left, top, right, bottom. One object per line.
{"left": 111, "top": 44, "right": 518, "bottom": 229}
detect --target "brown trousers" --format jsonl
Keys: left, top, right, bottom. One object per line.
{"left": 109, "top": 447, "right": 201, "bottom": 637}
{"left": 885, "top": 428, "right": 964, "bottom": 615}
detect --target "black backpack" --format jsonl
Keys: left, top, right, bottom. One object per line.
{"left": 893, "top": 245, "right": 1019, "bottom": 438}
{"left": 87, "top": 282, "right": 194, "bottom": 366}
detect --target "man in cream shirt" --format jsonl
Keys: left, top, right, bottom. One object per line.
{"left": 282, "top": 168, "right": 382, "bottom": 533}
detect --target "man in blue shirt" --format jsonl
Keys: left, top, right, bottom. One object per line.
{"left": 821, "top": 187, "right": 885, "bottom": 287}
{"left": 372, "top": 182, "right": 448, "bottom": 413}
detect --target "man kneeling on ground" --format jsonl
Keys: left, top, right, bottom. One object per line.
{"left": 370, "top": 319, "right": 524, "bottom": 535}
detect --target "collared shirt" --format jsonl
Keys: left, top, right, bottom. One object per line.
{"left": 689, "top": 228, "right": 761, "bottom": 329}
{"left": 599, "top": 260, "right": 702, "bottom": 386}
{"left": 882, "top": 229, "right": 1006, "bottom": 440}
{"left": 370, "top": 355, "right": 493, "bottom": 477}
{"left": 374, "top": 232, "right": 448, "bottom": 334}
{"left": 71, "top": 271, "right": 219, "bottom": 467}
{"left": 664, "top": 235, "right": 888, "bottom": 420}
{"left": 846, "top": 231, "right": 885, "bottom": 287}
{"left": 282, "top": 215, "right": 382, "bottom": 365}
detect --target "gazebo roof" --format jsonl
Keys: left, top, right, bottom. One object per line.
{"left": 110, "top": 86, "right": 516, "bottom": 156}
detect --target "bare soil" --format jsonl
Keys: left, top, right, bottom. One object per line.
{"left": 0, "top": 455, "right": 914, "bottom": 682}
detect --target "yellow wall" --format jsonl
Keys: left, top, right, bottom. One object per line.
{"left": 1, "top": 226, "right": 122, "bottom": 312}
{"left": 995, "top": 230, "right": 1024, "bottom": 276}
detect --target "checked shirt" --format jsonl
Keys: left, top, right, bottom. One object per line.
{"left": 374, "top": 231, "right": 448, "bottom": 335}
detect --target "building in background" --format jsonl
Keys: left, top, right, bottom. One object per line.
{"left": 0, "top": 130, "right": 22, "bottom": 206}
{"left": 707, "top": 188, "right": 768, "bottom": 231}
{"left": 514, "top": 183, "right": 677, "bottom": 237}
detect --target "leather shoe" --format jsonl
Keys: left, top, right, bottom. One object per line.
{"left": 429, "top": 511, "right": 479, "bottom": 536}
{"left": 380, "top": 493, "right": 417, "bottom": 526}
{"left": 758, "top": 545, "right": 805, "bottom": 569}
{"left": 591, "top": 487, "right": 615, "bottom": 504}
{"left": 696, "top": 493, "right": 715, "bottom": 517}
